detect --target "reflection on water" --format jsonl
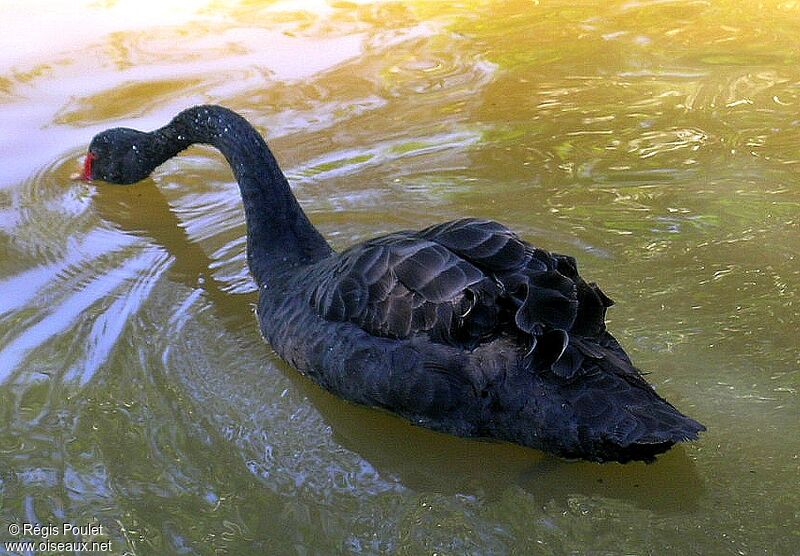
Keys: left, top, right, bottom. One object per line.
{"left": 0, "top": 0, "right": 798, "bottom": 554}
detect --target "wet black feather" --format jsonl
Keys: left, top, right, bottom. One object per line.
{"left": 301, "top": 216, "right": 704, "bottom": 461}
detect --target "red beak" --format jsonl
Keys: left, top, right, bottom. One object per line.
{"left": 72, "top": 152, "right": 96, "bottom": 181}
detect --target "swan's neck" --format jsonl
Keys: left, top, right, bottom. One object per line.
{"left": 153, "top": 105, "right": 332, "bottom": 285}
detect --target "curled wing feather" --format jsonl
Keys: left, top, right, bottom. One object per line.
{"left": 309, "top": 218, "right": 613, "bottom": 376}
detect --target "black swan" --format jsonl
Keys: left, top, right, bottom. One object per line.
{"left": 77, "top": 105, "right": 705, "bottom": 463}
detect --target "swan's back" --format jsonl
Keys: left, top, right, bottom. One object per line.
{"left": 259, "top": 218, "right": 705, "bottom": 463}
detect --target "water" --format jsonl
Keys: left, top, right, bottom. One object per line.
{"left": 1, "top": 1, "right": 798, "bottom": 554}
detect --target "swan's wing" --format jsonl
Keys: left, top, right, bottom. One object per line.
{"left": 309, "top": 226, "right": 489, "bottom": 344}
{"left": 420, "top": 218, "right": 613, "bottom": 342}
{"left": 310, "top": 218, "right": 613, "bottom": 371}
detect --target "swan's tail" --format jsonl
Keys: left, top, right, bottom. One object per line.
{"left": 494, "top": 333, "right": 706, "bottom": 463}
{"left": 548, "top": 333, "right": 705, "bottom": 463}
{"left": 562, "top": 366, "right": 707, "bottom": 463}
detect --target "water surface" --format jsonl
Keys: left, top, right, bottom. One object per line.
{"left": 1, "top": 1, "right": 798, "bottom": 554}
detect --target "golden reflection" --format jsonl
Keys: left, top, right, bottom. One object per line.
{"left": 55, "top": 78, "right": 207, "bottom": 125}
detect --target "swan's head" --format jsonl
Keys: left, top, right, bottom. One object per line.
{"left": 77, "top": 128, "right": 153, "bottom": 184}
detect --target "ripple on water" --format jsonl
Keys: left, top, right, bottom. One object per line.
{"left": 2, "top": 1, "right": 799, "bottom": 554}
{"left": 0, "top": 154, "right": 181, "bottom": 391}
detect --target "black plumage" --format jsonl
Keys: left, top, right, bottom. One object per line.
{"left": 81, "top": 105, "right": 705, "bottom": 463}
